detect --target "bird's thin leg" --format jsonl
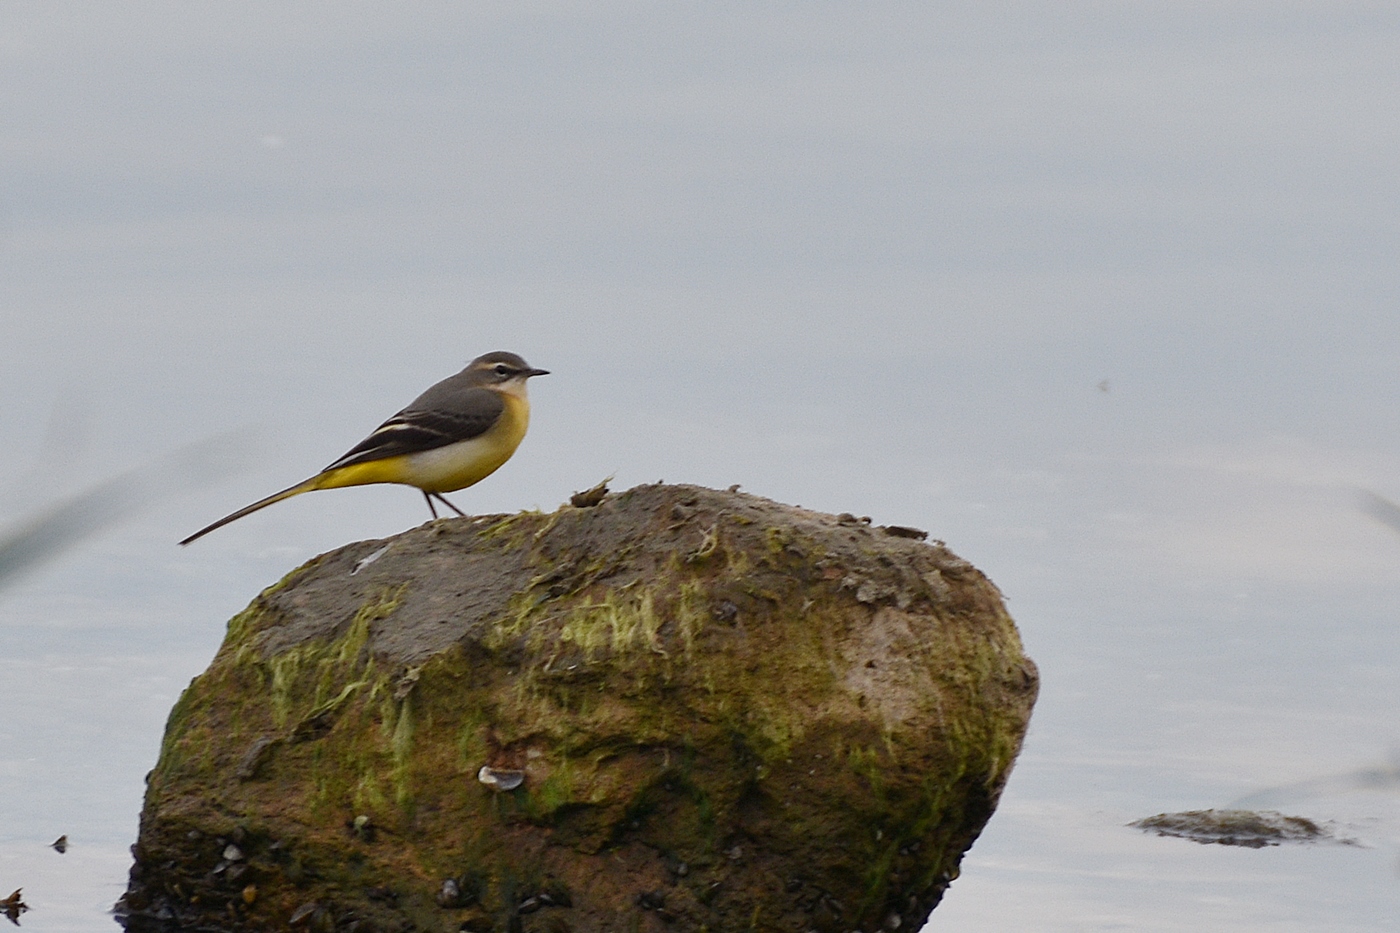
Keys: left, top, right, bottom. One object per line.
{"left": 433, "top": 492, "right": 468, "bottom": 518}
{"left": 423, "top": 490, "right": 439, "bottom": 519}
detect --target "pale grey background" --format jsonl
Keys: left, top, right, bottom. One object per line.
{"left": 4, "top": 3, "right": 1400, "bottom": 929}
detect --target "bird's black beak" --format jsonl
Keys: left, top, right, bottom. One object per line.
{"left": 527, "top": 368, "right": 550, "bottom": 377}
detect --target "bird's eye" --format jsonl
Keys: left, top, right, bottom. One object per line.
{"left": 494, "top": 364, "right": 511, "bottom": 376}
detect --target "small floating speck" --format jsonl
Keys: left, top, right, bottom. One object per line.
{"left": 477, "top": 765, "right": 525, "bottom": 792}
{"left": 351, "top": 545, "right": 389, "bottom": 575}
{"left": 51, "top": 834, "right": 68, "bottom": 853}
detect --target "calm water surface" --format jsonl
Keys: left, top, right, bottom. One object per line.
{"left": 3, "top": 455, "right": 1399, "bottom": 932}
{"left": 5, "top": 7, "right": 1400, "bottom": 927}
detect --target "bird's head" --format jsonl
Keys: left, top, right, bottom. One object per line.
{"left": 467, "top": 351, "right": 549, "bottom": 396}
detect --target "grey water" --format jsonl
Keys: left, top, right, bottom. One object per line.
{"left": 5, "top": 428, "right": 1400, "bottom": 931}
{"left": 5, "top": 3, "right": 1400, "bottom": 929}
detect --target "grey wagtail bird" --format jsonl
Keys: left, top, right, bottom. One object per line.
{"left": 179, "top": 351, "right": 548, "bottom": 545}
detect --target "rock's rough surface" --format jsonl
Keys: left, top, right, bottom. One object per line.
{"left": 119, "top": 484, "right": 1037, "bottom": 933}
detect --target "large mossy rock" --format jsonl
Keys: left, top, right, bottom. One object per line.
{"left": 119, "top": 483, "right": 1037, "bottom": 933}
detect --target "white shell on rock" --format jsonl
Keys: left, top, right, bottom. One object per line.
{"left": 477, "top": 765, "right": 525, "bottom": 791}
{"left": 350, "top": 545, "right": 390, "bottom": 576}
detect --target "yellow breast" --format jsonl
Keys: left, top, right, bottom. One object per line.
{"left": 314, "top": 393, "right": 531, "bottom": 493}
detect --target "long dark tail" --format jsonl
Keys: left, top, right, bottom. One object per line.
{"left": 179, "top": 478, "right": 317, "bottom": 545}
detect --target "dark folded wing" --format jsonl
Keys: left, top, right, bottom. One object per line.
{"left": 321, "top": 388, "right": 505, "bottom": 472}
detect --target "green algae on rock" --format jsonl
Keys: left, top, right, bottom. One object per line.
{"left": 118, "top": 483, "right": 1037, "bottom": 933}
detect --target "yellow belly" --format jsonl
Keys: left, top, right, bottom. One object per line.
{"left": 312, "top": 395, "right": 530, "bottom": 494}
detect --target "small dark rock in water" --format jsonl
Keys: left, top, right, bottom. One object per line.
{"left": 51, "top": 834, "right": 68, "bottom": 854}
{"left": 1, "top": 889, "right": 29, "bottom": 925}
{"left": 1130, "top": 809, "right": 1357, "bottom": 848}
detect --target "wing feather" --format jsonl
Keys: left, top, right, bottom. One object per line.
{"left": 321, "top": 388, "right": 505, "bottom": 472}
